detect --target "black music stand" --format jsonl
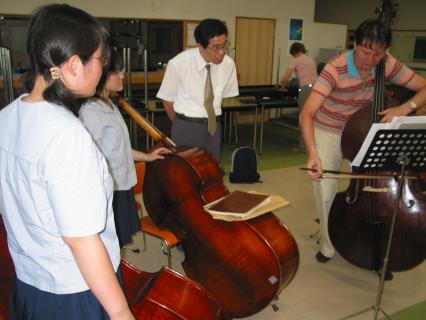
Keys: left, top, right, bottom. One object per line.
{"left": 339, "top": 129, "right": 426, "bottom": 320}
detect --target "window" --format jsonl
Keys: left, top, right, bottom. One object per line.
{"left": 413, "top": 37, "right": 426, "bottom": 61}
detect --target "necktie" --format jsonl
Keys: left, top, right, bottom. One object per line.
{"left": 204, "top": 64, "right": 216, "bottom": 136}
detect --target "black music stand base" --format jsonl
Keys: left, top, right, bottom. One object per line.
{"left": 338, "top": 156, "right": 408, "bottom": 320}
{"left": 338, "top": 128, "right": 426, "bottom": 320}
{"left": 338, "top": 305, "right": 391, "bottom": 320}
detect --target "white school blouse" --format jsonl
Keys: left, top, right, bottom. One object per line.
{"left": 79, "top": 99, "right": 137, "bottom": 191}
{"left": 0, "top": 95, "right": 120, "bottom": 294}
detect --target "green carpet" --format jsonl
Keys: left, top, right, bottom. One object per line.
{"left": 220, "top": 121, "right": 307, "bottom": 173}
{"left": 381, "top": 300, "right": 426, "bottom": 320}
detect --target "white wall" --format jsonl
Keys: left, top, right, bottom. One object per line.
{"left": 308, "top": 22, "right": 347, "bottom": 62}
{"left": 0, "top": 0, "right": 347, "bottom": 83}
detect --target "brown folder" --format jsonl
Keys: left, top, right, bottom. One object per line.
{"left": 205, "top": 190, "right": 270, "bottom": 216}
{"left": 204, "top": 191, "right": 290, "bottom": 221}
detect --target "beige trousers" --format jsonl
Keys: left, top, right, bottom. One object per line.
{"left": 312, "top": 127, "right": 343, "bottom": 258}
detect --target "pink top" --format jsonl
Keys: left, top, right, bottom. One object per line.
{"left": 289, "top": 54, "right": 317, "bottom": 87}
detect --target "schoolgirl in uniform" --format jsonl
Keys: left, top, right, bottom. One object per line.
{"left": 0, "top": 4, "right": 134, "bottom": 319}
{"left": 79, "top": 49, "right": 170, "bottom": 248}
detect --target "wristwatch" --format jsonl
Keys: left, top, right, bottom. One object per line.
{"left": 409, "top": 100, "right": 417, "bottom": 111}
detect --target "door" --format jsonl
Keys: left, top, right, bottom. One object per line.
{"left": 235, "top": 17, "right": 275, "bottom": 85}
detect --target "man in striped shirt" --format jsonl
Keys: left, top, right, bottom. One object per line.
{"left": 300, "top": 19, "right": 426, "bottom": 268}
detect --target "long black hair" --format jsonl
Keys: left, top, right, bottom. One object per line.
{"left": 22, "top": 4, "right": 110, "bottom": 115}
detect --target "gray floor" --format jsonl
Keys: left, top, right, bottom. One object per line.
{"left": 123, "top": 166, "right": 426, "bottom": 320}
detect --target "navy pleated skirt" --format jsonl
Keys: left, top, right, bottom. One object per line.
{"left": 9, "top": 270, "right": 124, "bottom": 320}
{"left": 113, "top": 189, "right": 141, "bottom": 247}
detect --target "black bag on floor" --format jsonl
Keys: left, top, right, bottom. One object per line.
{"left": 229, "top": 146, "right": 261, "bottom": 183}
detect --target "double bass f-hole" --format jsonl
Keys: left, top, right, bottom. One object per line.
{"left": 345, "top": 179, "right": 360, "bottom": 204}
{"left": 403, "top": 197, "right": 415, "bottom": 208}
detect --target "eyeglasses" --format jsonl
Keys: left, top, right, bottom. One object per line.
{"left": 114, "top": 69, "right": 126, "bottom": 77}
{"left": 92, "top": 55, "right": 108, "bottom": 67}
{"left": 207, "top": 40, "right": 231, "bottom": 53}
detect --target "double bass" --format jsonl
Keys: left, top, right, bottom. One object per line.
{"left": 121, "top": 259, "right": 228, "bottom": 319}
{"left": 0, "top": 216, "right": 228, "bottom": 320}
{"left": 117, "top": 97, "right": 299, "bottom": 318}
{"left": 328, "top": 0, "right": 426, "bottom": 272}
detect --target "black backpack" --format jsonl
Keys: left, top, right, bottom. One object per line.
{"left": 229, "top": 146, "right": 261, "bottom": 183}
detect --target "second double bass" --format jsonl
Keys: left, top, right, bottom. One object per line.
{"left": 118, "top": 97, "right": 299, "bottom": 318}
{"left": 328, "top": 1, "right": 426, "bottom": 273}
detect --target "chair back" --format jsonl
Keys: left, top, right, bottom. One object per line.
{"left": 133, "top": 162, "right": 146, "bottom": 195}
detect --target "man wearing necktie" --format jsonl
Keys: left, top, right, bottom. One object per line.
{"left": 157, "top": 18, "right": 239, "bottom": 159}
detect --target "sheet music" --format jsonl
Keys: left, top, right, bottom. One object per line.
{"left": 352, "top": 116, "right": 426, "bottom": 167}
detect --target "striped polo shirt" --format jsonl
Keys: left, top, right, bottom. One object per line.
{"left": 313, "top": 50, "right": 415, "bottom": 134}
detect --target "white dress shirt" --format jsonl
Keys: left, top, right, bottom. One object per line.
{"left": 157, "top": 47, "right": 239, "bottom": 117}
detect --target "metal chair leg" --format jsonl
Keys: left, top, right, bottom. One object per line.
{"left": 161, "top": 240, "right": 172, "bottom": 269}
{"left": 141, "top": 231, "right": 148, "bottom": 252}
{"left": 234, "top": 112, "right": 239, "bottom": 144}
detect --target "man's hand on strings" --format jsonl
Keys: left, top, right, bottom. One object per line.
{"left": 378, "top": 105, "right": 411, "bottom": 123}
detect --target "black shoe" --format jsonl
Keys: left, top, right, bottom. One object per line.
{"left": 316, "top": 251, "right": 331, "bottom": 263}
{"left": 377, "top": 270, "right": 394, "bottom": 281}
